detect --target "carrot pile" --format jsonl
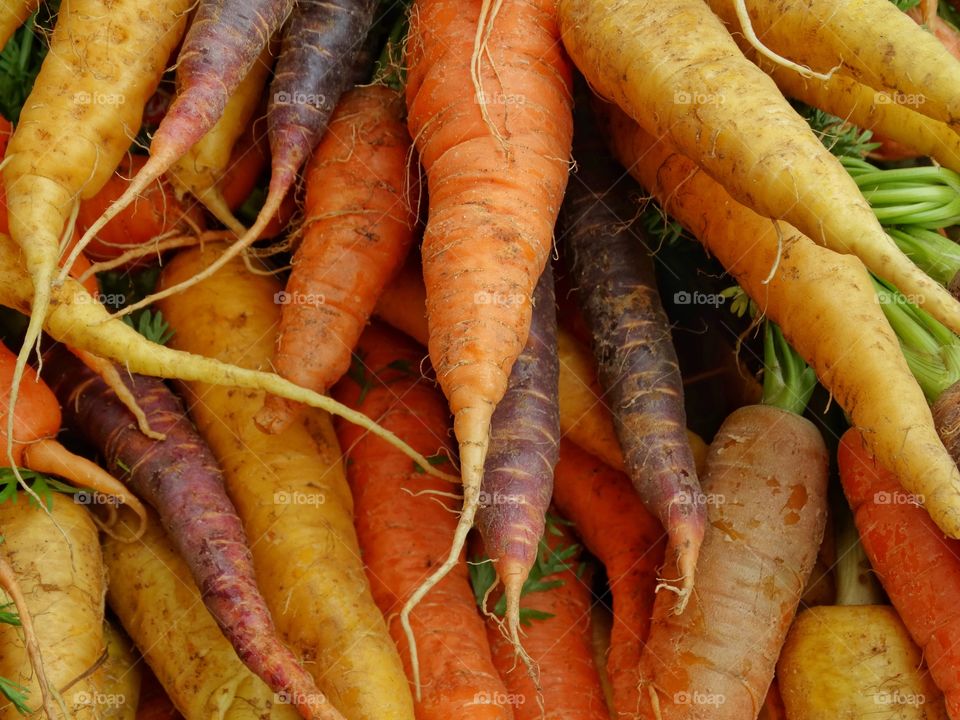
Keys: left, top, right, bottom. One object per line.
{"left": 4, "top": 0, "right": 960, "bottom": 719}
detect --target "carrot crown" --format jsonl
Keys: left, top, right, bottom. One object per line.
{"left": 873, "top": 278, "right": 960, "bottom": 402}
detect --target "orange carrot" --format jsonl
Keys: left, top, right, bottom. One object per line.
{"left": 397, "top": 0, "right": 574, "bottom": 690}
{"left": 77, "top": 155, "right": 206, "bottom": 265}
{"left": 332, "top": 322, "right": 513, "bottom": 720}
{"left": 257, "top": 85, "right": 417, "bottom": 433}
{"left": 552, "top": 440, "right": 664, "bottom": 719}
{"left": 483, "top": 521, "right": 610, "bottom": 720}
{"left": 839, "top": 428, "right": 960, "bottom": 717}
{"left": 0, "top": 342, "right": 146, "bottom": 534}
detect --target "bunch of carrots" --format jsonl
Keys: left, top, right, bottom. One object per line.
{"left": 3, "top": 0, "right": 960, "bottom": 718}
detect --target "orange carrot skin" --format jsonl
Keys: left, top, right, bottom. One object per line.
{"left": 477, "top": 263, "right": 559, "bottom": 599}
{"left": 0, "top": 342, "right": 61, "bottom": 465}
{"left": 552, "top": 440, "right": 664, "bottom": 719}
{"left": 404, "top": 0, "right": 574, "bottom": 455}
{"left": 258, "top": 85, "right": 417, "bottom": 433}
{"left": 485, "top": 524, "right": 609, "bottom": 720}
{"left": 332, "top": 322, "right": 514, "bottom": 720}
{"left": 839, "top": 428, "right": 960, "bottom": 717}
{"left": 77, "top": 155, "right": 206, "bottom": 263}
{"left": 638, "top": 406, "right": 828, "bottom": 720}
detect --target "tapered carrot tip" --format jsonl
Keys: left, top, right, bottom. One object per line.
{"left": 501, "top": 558, "right": 529, "bottom": 632}
{"left": 255, "top": 394, "right": 297, "bottom": 435}
{"left": 660, "top": 501, "right": 706, "bottom": 614}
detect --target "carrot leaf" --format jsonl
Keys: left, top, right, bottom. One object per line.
{"left": 0, "top": 468, "right": 78, "bottom": 510}
{"left": 800, "top": 106, "right": 880, "bottom": 158}
{"left": 761, "top": 320, "right": 817, "bottom": 415}
{"left": 412, "top": 452, "right": 450, "bottom": 474}
{"left": 0, "top": 675, "right": 30, "bottom": 716}
{"left": 0, "top": 13, "right": 46, "bottom": 123}
{"left": 346, "top": 351, "right": 374, "bottom": 404}
{"left": 469, "top": 515, "right": 582, "bottom": 626}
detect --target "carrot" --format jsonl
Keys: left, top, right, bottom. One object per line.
{"left": 0, "top": 0, "right": 39, "bottom": 51}
{"left": 562, "top": 100, "right": 703, "bottom": 609}
{"left": 635, "top": 323, "right": 828, "bottom": 719}
{"left": 476, "top": 263, "right": 559, "bottom": 646}
{"left": 839, "top": 429, "right": 960, "bottom": 717}
{"left": 95, "top": 0, "right": 379, "bottom": 324}
{"left": 77, "top": 154, "right": 206, "bottom": 265}
{"left": 0, "top": 233, "right": 455, "bottom": 487}
{"left": 480, "top": 521, "right": 609, "bottom": 720}
{"left": 557, "top": 0, "right": 960, "bottom": 337}
{"left": 552, "top": 441, "right": 664, "bottom": 719}
{"left": 41, "top": 345, "right": 324, "bottom": 719}
{"left": 778, "top": 604, "right": 948, "bottom": 719}
{"left": 1, "top": 0, "right": 190, "bottom": 506}
{"left": 397, "top": 0, "right": 573, "bottom": 689}
{"left": 0, "top": 341, "right": 146, "bottom": 532}
{"left": 705, "top": 0, "right": 960, "bottom": 129}
{"left": 599, "top": 100, "right": 960, "bottom": 539}
{"left": 332, "top": 322, "right": 513, "bottom": 720}
{"left": 158, "top": 245, "right": 414, "bottom": 720}
{"left": 167, "top": 45, "right": 274, "bottom": 235}
{"left": 64, "top": 0, "right": 293, "bottom": 272}
{"left": 103, "top": 507, "right": 304, "bottom": 720}
{"left": 96, "top": 621, "right": 142, "bottom": 720}
{"left": 257, "top": 84, "right": 416, "bottom": 433}
{"left": 0, "top": 498, "right": 105, "bottom": 720}
{"left": 768, "top": 67, "right": 960, "bottom": 174}
{"left": 375, "top": 251, "right": 708, "bottom": 484}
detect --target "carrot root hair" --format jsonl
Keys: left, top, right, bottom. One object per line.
{"left": 59, "top": 149, "right": 179, "bottom": 283}
{"left": 400, "top": 405, "right": 491, "bottom": 699}
{"left": 0, "top": 556, "right": 61, "bottom": 720}
{"left": 105, "top": 183, "right": 289, "bottom": 322}
{"left": 71, "top": 350, "right": 164, "bottom": 440}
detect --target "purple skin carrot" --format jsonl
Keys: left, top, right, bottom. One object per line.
{"left": 476, "top": 262, "right": 560, "bottom": 643}
{"left": 559, "top": 97, "right": 705, "bottom": 610}
{"left": 63, "top": 0, "right": 293, "bottom": 278}
{"left": 75, "top": 0, "right": 381, "bottom": 323}
{"left": 41, "top": 345, "right": 325, "bottom": 720}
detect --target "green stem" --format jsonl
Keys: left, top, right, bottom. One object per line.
{"left": 889, "top": 227, "right": 960, "bottom": 285}
{"left": 761, "top": 321, "right": 817, "bottom": 414}
{"left": 873, "top": 278, "right": 960, "bottom": 401}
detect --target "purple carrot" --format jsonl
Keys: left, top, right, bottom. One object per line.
{"left": 65, "top": 0, "right": 293, "bottom": 282}
{"left": 559, "top": 96, "right": 705, "bottom": 611}
{"left": 41, "top": 345, "right": 329, "bottom": 720}
{"left": 476, "top": 262, "right": 560, "bottom": 640}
